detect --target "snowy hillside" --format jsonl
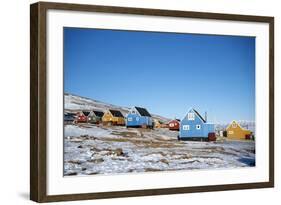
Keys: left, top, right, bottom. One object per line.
{"left": 64, "top": 93, "right": 171, "bottom": 123}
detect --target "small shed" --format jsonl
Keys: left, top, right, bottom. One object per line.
{"left": 226, "top": 120, "right": 252, "bottom": 140}
{"left": 179, "top": 108, "right": 214, "bottom": 141}
{"left": 102, "top": 109, "right": 125, "bottom": 126}
{"left": 76, "top": 111, "right": 90, "bottom": 123}
{"left": 88, "top": 110, "right": 104, "bottom": 124}
{"left": 126, "top": 106, "right": 153, "bottom": 128}
{"left": 168, "top": 119, "right": 180, "bottom": 131}
{"left": 160, "top": 123, "right": 169, "bottom": 128}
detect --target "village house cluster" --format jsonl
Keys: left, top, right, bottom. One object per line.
{"left": 64, "top": 106, "right": 254, "bottom": 142}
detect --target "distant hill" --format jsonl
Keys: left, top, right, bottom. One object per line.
{"left": 215, "top": 121, "right": 255, "bottom": 133}
{"left": 64, "top": 93, "right": 171, "bottom": 123}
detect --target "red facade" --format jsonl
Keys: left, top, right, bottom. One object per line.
{"left": 76, "top": 112, "right": 88, "bottom": 123}
{"left": 168, "top": 120, "right": 180, "bottom": 131}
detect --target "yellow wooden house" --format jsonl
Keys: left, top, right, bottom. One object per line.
{"left": 226, "top": 120, "right": 252, "bottom": 140}
{"left": 102, "top": 109, "right": 125, "bottom": 126}
{"left": 153, "top": 119, "right": 162, "bottom": 128}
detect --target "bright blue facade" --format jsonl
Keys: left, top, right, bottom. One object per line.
{"left": 179, "top": 108, "right": 214, "bottom": 140}
{"left": 126, "top": 114, "right": 153, "bottom": 127}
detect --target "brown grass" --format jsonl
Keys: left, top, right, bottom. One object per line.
{"left": 111, "top": 131, "right": 139, "bottom": 138}
{"left": 67, "top": 160, "right": 83, "bottom": 165}
{"left": 101, "top": 136, "right": 183, "bottom": 149}
{"left": 87, "top": 158, "right": 104, "bottom": 163}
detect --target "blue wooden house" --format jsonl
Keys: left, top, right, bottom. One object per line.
{"left": 179, "top": 108, "right": 214, "bottom": 141}
{"left": 126, "top": 106, "right": 153, "bottom": 128}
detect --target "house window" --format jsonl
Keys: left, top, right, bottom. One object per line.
{"left": 132, "top": 111, "right": 136, "bottom": 114}
{"left": 170, "top": 123, "right": 174, "bottom": 127}
{"left": 128, "top": 117, "right": 132, "bottom": 121}
{"left": 232, "top": 123, "right": 237, "bottom": 128}
{"left": 196, "top": 125, "right": 201, "bottom": 130}
{"left": 229, "top": 131, "right": 234, "bottom": 134}
{"left": 188, "top": 113, "right": 195, "bottom": 120}
{"left": 136, "top": 117, "right": 139, "bottom": 121}
{"left": 183, "top": 125, "right": 189, "bottom": 130}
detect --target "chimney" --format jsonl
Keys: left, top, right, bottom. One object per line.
{"left": 205, "top": 112, "right": 207, "bottom": 122}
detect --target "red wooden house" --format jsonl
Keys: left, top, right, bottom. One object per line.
{"left": 168, "top": 119, "right": 180, "bottom": 131}
{"left": 76, "top": 111, "right": 90, "bottom": 123}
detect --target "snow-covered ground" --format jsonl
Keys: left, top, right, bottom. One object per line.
{"left": 64, "top": 124, "right": 255, "bottom": 176}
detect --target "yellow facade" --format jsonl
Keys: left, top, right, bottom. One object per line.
{"left": 102, "top": 111, "right": 125, "bottom": 125}
{"left": 226, "top": 121, "right": 252, "bottom": 140}
{"left": 153, "top": 119, "right": 162, "bottom": 128}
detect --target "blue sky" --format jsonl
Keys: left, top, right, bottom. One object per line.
{"left": 64, "top": 27, "right": 255, "bottom": 123}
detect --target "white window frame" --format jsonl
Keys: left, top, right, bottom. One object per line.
{"left": 196, "top": 125, "right": 201, "bottom": 130}
{"left": 188, "top": 113, "right": 195, "bottom": 120}
{"left": 228, "top": 130, "right": 234, "bottom": 134}
{"left": 127, "top": 117, "right": 132, "bottom": 121}
{"left": 183, "top": 125, "right": 189, "bottom": 130}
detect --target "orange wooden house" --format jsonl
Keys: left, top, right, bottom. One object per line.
{"left": 102, "top": 109, "right": 125, "bottom": 126}
{"left": 226, "top": 120, "right": 252, "bottom": 140}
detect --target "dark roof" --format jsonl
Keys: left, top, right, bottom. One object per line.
{"left": 65, "top": 113, "right": 76, "bottom": 116}
{"left": 193, "top": 109, "right": 206, "bottom": 123}
{"left": 93, "top": 111, "right": 104, "bottom": 117}
{"left": 135, "top": 107, "right": 151, "bottom": 117}
{"left": 109, "top": 109, "right": 124, "bottom": 118}
{"left": 82, "top": 111, "right": 90, "bottom": 116}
